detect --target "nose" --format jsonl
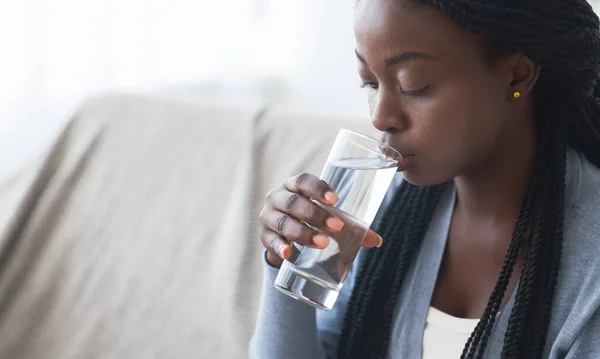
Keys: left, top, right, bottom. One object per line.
{"left": 370, "top": 86, "right": 409, "bottom": 133}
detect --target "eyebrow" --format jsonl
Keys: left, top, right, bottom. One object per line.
{"left": 355, "top": 49, "right": 437, "bottom": 67}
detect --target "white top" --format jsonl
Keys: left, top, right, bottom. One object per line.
{"left": 422, "top": 306, "right": 480, "bottom": 359}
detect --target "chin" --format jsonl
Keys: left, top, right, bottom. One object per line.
{"left": 401, "top": 167, "right": 454, "bottom": 187}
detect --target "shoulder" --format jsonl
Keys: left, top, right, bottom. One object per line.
{"left": 559, "top": 149, "right": 600, "bottom": 285}
{"left": 558, "top": 149, "right": 600, "bottom": 305}
{"left": 562, "top": 150, "right": 600, "bottom": 263}
{"left": 547, "top": 151, "right": 600, "bottom": 357}
{"left": 567, "top": 149, "right": 600, "bottom": 233}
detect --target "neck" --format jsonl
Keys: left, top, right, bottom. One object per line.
{"left": 454, "top": 119, "right": 536, "bottom": 222}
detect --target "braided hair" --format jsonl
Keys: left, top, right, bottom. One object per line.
{"left": 337, "top": 1, "right": 600, "bottom": 358}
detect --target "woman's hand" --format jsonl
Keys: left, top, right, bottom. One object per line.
{"left": 259, "top": 173, "right": 383, "bottom": 267}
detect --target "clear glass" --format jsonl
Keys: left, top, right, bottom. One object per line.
{"left": 274, "top": 129, "right": 401, "bottom": 310}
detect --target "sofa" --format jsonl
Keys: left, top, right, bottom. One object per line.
{"left": 0, "top": 93, "right": 370, "bottom": 358}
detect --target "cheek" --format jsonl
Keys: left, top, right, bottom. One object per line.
{"left": 411, "top": 81, "right": 504, "bottom": 173}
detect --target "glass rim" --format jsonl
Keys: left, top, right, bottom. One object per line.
{"left": 339, "top": 128, "right": 402, "bottom": 159}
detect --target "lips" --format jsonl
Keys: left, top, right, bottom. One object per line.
{"left": 381, "top": 142, "right": 414, "bottom": 159}
{"left": 396, "top": 154, "right": 415, "bottom": 171}
{"left": 379, "top": 138, "right": 415, "bottom": 171}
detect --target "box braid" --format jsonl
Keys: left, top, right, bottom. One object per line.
{"left": 337, "top": 1, "right": 600, "bottom": 358}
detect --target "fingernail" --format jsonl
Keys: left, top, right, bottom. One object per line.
{"left": 326, "top": 217, "right": 344, "bottom": 232}
{"left": 376, "top": 235, "right": 383, "bottom": 248}
{"left": 280, "top": 245, "right": 291, "bottom": 259}
{"left": 324, "top": 191, "right": 339, "bottom": 204}
{"left": 313, "top": 234, "right": 330, "bottom": 248}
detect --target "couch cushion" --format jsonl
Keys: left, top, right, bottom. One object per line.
{"left": 0, "top": 93, "right": 370, "bottom": 358}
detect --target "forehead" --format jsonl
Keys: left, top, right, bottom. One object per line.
{"left": 354, "top": 0, "right": 484, "bottom": 63}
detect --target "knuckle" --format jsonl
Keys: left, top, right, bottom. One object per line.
{"left": 284, "top": 193, "right": 301, "bottom": 210}
{"left": 259, "top": 230, "right": 270, "bottom": 246}
{"left": 276, "top": 214, "right": 289, "bottom": 232}
{"left": 265, "top": 189, "right": 277, "bottom": 203}
{"left": 258, "top": 208, "right": 267, "bottom": 223}
{"left": 267, "top": 233, "right": 279, "bottom": 251}
{"left": 295, "top": 173, "right": 311, "bottom": 187}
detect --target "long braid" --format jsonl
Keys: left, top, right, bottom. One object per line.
{"left": 464, "top": 143, "right": 543, "bottom": 358}
{"left": 336, "top": 183, "right": 408, "bottom": 357}
{"left": 501, "top": 116, "right": 554, "bottom": 358}
{"left": 531, "top": 88, "right": 568, "bottom": 357}
{"left": 337, "top": 183, "right": 448, "bottom": 359}
{"left": 338, "top": 1, "right": 600, "bottom": 358}
{"left": 337, "top": 183, "right": 412, "bottom": 356}
{"left": 376, "top": 185, "right": 445, "bottom": 354}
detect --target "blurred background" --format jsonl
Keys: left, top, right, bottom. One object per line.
{"left": 0, "top": 0, "right": 371, "bottom": 179}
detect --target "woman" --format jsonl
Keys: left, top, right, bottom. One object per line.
{"left": 251, "top": 0, "right": 600, "bottom": 358}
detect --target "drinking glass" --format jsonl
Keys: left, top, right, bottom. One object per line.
{"left": 274, "top": 129, "right": 401, "bottom": 310}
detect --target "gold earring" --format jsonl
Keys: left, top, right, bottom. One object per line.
{"left": 513, "top": 91, "right": 521, "bottom": 99}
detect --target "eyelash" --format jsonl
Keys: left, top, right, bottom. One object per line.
{"left": 359, "top": 83, "right": 431, "bottom": 97}
{"left": 359, "top": 83, "right": 379, "bottom": 90}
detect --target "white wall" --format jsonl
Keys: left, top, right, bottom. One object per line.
{"left": 0, "top": 0, "right": 369, "bottom": 179}
{"left": 277, "top": 0, "right": 368, "bottom": 116}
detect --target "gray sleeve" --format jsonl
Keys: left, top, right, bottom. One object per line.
{"left": 563, "top": 310, "right": 600, "bottom": 359}
{"left": 248, "top": 259, "right": 328, "bottom": 359}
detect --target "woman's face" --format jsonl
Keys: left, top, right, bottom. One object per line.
{"left": 355, "top": 0, "right": 521, "bottom": 186}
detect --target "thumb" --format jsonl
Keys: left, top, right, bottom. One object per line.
{"left": 362, "top": 229, "right": 383, "bottom": 248}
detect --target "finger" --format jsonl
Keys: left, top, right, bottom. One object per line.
{"left": 269, "top": 191, "right": 344, "bottom": 232}
{"left": 283, "top": 173, "right": 339, "bottom": 206}
{"left": 261, "top": 229, "right": 291, "bottom": 259}
{"left": 362, "top": 229, "right": 383, "bottom": 248}
{"left": 262, "top": 209, "right": 330, "bottom": 248}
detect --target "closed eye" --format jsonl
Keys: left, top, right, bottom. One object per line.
{"left": 360, "top": 83, "right": 431, "bottom": 97}
{"left": 359, "top": 82, "right": 379, "bottom": 90}
{"left": 400, "top": 84, "right": 431, "bottom": 97}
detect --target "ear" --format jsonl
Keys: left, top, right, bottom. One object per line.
{"left": 505, "top": 53, "right": 540, "bottom": 99}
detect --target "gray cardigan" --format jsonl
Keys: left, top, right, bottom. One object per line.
{"left": 250, "top": 149, "right": 600, "bottom": 358}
